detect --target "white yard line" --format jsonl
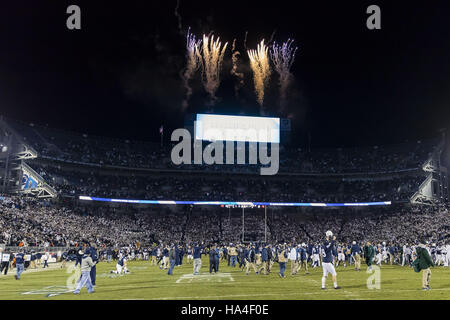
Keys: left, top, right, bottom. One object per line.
{"left": 1, "top": 263, "right": 65, "bottom": 277}
{"left": 176, "top": 273, "right": 234, "bottom": 283}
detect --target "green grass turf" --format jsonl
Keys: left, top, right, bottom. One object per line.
{"left": 1, "top": 258, "right": 449, "bottom": 300}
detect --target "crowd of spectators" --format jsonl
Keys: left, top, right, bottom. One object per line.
{"left": 270, "top": 205, "right": 450, "bottom": 245}
{"left": 1, "top": 196, "right": 448, "bottom": 248}
{"left": 30, "top": 160, "right": 426, "bottom": 203}
{"left": 9, "top": 119, "right": 439, "bottom": 175}
{"left": 0, "top": 196, "right": 184, "bottom": 247}
{"left": 1, "top": 119, "right": 446, "bottom": 251}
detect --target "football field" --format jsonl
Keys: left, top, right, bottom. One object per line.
{"left": 1, "top": 258, "right": 449, "bottom": 300}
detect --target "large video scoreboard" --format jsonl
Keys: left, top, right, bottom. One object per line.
{"left": 195, "top": 114, "right": 280, "bottom": 143}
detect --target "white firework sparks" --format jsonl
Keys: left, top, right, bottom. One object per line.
{"left": 270, "top": 39, "right": 298, "bottom": 112}
{"left": 198, "top": 34, "right": 228, "bottom": 105}
{"left": 181, "top": 28, "right": 202, "bottom": 110}
{"left": 248, "top": 39, "right": 271, "bottom": 108}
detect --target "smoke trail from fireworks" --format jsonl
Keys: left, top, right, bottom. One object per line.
{"left": 230, "top": 39, "right": 245, "bottom": 99}
{"left": 243, "top": 31, "right": 248, "bottom": 50}
{"left": 174, "top": 0, "right": 183, "bottom": 35}
{"left": 248, "top": 39, "right": 271, "bottom": 108}
{"left": 268, "top": 29, "right": 277, "bottom": 44}
{"left": 198, "top": 34, "right": 228, "bottom": 105}
{"left": 181, "top": 28, "right": 202, "bottom": 110}
{"left": 270, "top": 39, "right": 298, "bottom": 112}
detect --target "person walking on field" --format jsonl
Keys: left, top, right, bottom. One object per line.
{"left": 296, "top": 243, "right": 309, "bottom": 275}
{"left": 288, "top": 244, "right": 298, "bottom": 275}
{"left": 364, "top": 241, "right": 375, "bottom": 271}
{"left": 413, "top": 243, "right": 434, "bottom": 290}
{"left": 351, "top": 241, "right": 362, "bottom": 271}
{"left": 209, "top": 244, "right": 218, "bottom": 274}
{"left": 277, "top": 244, "right": 288, "bottom": 278}
{"left": 168, "top": 244, "right": 176, "bottom": 275}
{"left": 245, "top": 244, "right": 259, "bottom": 275}
{"left": 73, "top": 250, "right": 96, "bottom": 294}
{"left": 260, "top": 244, "right": 269, "bottom": 275}
{"left": 14, "top": 249, "right": 25, "bottom": 280}
{"left": 193, "top": 242, "right": 203, "bottom": 275}
{"left": 321, "top": 231, "right": 341, "bottom": 290}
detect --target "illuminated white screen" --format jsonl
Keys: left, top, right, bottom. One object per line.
{"left": 195, "top": 114, "right": 280, "bottom": 143}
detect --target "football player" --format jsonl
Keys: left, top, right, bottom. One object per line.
{"left": 336, "top": 243, "right": 346, "bottom": 268}
{"left": 321, "top": 231, "right": 341, "bottom": 290}
{"left": 111, "top": 252, "right": 129, "bottom": 274}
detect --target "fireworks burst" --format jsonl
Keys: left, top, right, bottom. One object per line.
{"left": 248, "top": 39, "right": 271, "bottom": 108}
{"left": 181, "top": 28, "right": 202, "bottom": 110}
{"left": 199, "top": 34, "right": 228, "bottom": 105}
{"left": 270, "top": 39, "right": 298, "bottom": 112}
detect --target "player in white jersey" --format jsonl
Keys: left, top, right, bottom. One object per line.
{"left": 186, "top": 246, "right": 193, "bottom": 264}
{"left": 375, "top": 245, "right": 383, "bottom": 266}
{"left": 435, "top": 244, "right": 445, "bottom": 266}
{"left": 336, "top": 245, "right": 346, "bottom": 267}
{"left": 402, "top": 244, "right": 411, "bottom": 266}
{"left": 445, "top": 243, "right": 450, "bottom": 267}
{"left": 381, "top": 242, "right": 388, "bottom": 264}
{"left": 312, "top": 246, "right": 321, "bottom": 268}
{"left": 143, "top": 249, "right": 149, "bottom": 261}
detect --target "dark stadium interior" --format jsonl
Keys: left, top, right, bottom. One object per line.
{"left": 0, "top": 1, "right": 450, "bottom": 302}
{"left": 1, "top": 2, "right": 450, "bottom": 152}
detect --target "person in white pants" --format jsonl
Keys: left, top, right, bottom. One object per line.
{"left": 445, "top": 243, "right": 450, "bottom": 267}
{"left": 312, "top": 247, "right": 321, "bottom": 268}
{"left": 111, "top": 254, "right": 128, "bottom": 274}
{"left": 435, "top": 245, "right": 444, "bottom": 266}
{"left": 288, "top": 246, "right": 298, "bottom": 275}
{"left": 375, "top": 246, "right": 383, "bottom": 266}
{"left": 193, "top": 258, "right": 201, "bottom": 274}
{"left": 382, "top": 242, "right": 388, "bottom": 264}
{"left": 402, "top": 245, "right": 411, "bottom": 266}
{"left": 337, "top": 250, "right": 345, "bottom": 267}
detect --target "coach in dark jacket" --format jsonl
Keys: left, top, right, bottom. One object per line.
{"left": 261, "top": 245, "right": 269, "bottom": 275}
{"left": 238, "top": 246, "right": 245, "bottom": 269}
{"left": 414, "top": 244, "right": 434, "bottom": 290}
{"left": 209, "top": 245, "right": 218, "bottom": 273}
{"left": 168, "top": 245, "right": 176, "bottom": 275}
{"left": 88, "top": 244, "right": 98, "bottom": 286}
{"left": 364, "top": 242, "right": 375, "bottom": 269}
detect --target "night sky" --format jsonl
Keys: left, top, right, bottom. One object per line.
{"left": 1, "top": 1, "right": 450, "bottom": 148}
